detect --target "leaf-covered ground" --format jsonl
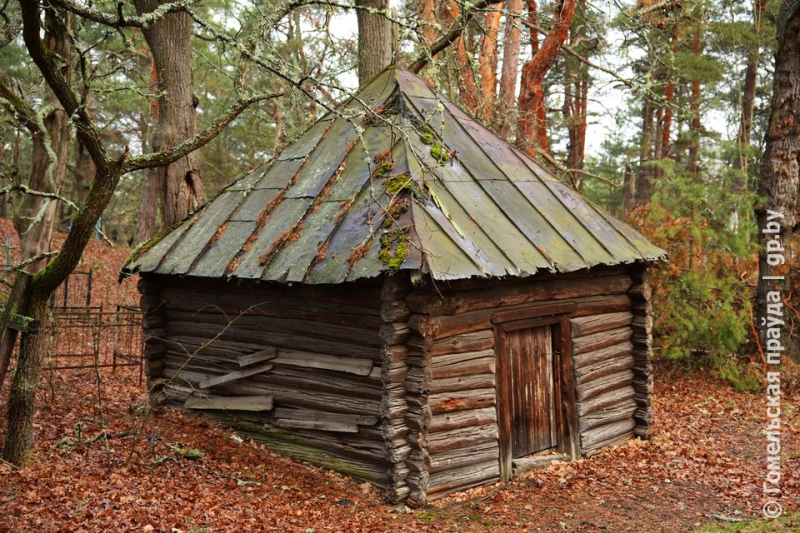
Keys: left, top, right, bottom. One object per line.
{"left": 0, "top": 362, "right": 796, "bottom": 532}
{"left": 0, "top": 223, "right": 798, "bottom": 532}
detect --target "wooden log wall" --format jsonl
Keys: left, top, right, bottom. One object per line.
{"left": 628, "top": 268, "right": 654, "bottom": 438}
{"left": 382, "top": 274, "right": 431, "bottom": 507}
{"left": 139, "top": 277, "right": 168, "bottom": 393}
{"left": 406, "top": 267, "right": 647, "bottom": 493}
{"left": 138, "top": 275, "right": 392, "bottom": 488}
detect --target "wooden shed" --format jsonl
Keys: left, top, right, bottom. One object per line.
{"left": 122, "top": 67, "right": 665, "bottom": 506}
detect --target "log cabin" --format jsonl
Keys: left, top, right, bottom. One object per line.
{"left": 122, "top": 67, "right": 665, "bottom": 507}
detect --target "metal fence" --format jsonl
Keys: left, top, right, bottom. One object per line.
{"left": 44, "top": 306, "right": 144, "bottom": 380}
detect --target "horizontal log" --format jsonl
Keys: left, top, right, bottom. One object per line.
{"left": 215, "top": 381, "right": 382, "bottom": 416}
{"left": 427, "top": 423, "right": 498, "bottom": 454}
{"left": 579, "top": 398, "right": 637, "bottom": 432}
{"left": 428, "top": 388, "right": 495, "bottom": 415}
{"left": 273, "top": 406, "right": 378, "bottom": 427}
{"left": 184, "top": 395, "right": 274, "bottom": 412}
{"left": 274, "top": 418, "right": 358, "bottom": 433}
{"left": 430, "top": 330, "right": 494, "bottom": 356}
{"left": 578, "top": 386, "right": 635, "bottom": 417}
{"left": 575, "top": 355, "right": 635, "bottom": 385}
{"left": 238, "top": 347, "right": 278, "bottom": 366}
{"left": 159, "top": 287, "right": 382, "bottom": 328}
{"left": 427, "top": 460, "right": 500, "bottom": 497}
{"left": 428, "top": 407, "right": 497, "bottom": 433}
{"left": 573, "top": 327, "right": 633, "bottom": 356}
{"left": 159, "top": 277, "right": 383, "bottom": 309}
{"left": 272, "top": 349, "right": 374, "bottom": 376}
{"left": 577, "top": 370, "right": 634, "bottom": 402}
{"left": 215, "top": 419, "right": 391, "bottom": 485}
{"left": 165, "top": 321, "right": 381, "bottom": 360}
{"left": 571, "top": 312, "right": 633, "bottom": 337}
{"left": 429, "top": 374, "right": 496, "bottom": 394}
{"left": 424, "top": 295, "right": 632, "bottom": 339}
{"left": 429, "top": 441, "right": 498, "bottom": 473}
{"left": 409, "top": 275, "right": 633, "bottom": 315}
{"left": 573, "top": 341, "right": 633, "bottom": 370}
{"left": 165, "top": 310, "right": 382, "bottom": 348}
{"left": 431, "top": 357, "right": 495, "bottom": 380}
{"left": 582, "top": 418, "right": 636, "bottom": 452}
{"left": 199, "top": 361, "right": 275, "bottom": 389}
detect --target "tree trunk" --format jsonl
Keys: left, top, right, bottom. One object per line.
{"left": 517, "top": 0, "right": 577, "bottom": 157}
{"left": 441, "top": 0, "right": 480, "bottom": 111}
{"left": 633, "top": 98, "right": 655, "bottom": 207}
{"left": 497, "top": 0, "right": 523, "bottom": 137}
{"left": 12, "top": 9, "right": 71, "bottom": 270}
{"left": 688, "top": 26, "right": 703, "bottom": 180}
{"left": 756, "top": 0, "right": 800, "bottom": 358}
{"left": 731, "top": 0, "right": 766, "bottom": 231}
{"left": 564, "top": 0, "right": 588, "bottom": 181}
{"left": 356, "top": 0, "right": 392, "bottom": 87}
{"left": 478, "top": 9, "right": 502, "bottom": 123}
{"left": 3, "top": 295, "right": 48, "bottom": 465}
{"left": 134, "top": 0, "right": 205, "bottom": 230}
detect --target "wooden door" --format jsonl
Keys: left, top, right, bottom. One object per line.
{"left": 505, "top": 325, "right": 558, "bottom": 458}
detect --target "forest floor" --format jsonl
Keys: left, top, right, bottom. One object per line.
{"left": 0, "top": 222, "right": 798, "bottom": 532}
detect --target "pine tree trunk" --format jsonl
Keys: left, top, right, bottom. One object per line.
{"left": 731, "top": 0, "right": 765, "bottom": 230}
{"left": 517, "top": 0, "right": 577, "bottom": 157}
{"left": 688, "top": 26, "right": 703, "bottom": 180}
{"left": 440, "top": 0, "right": 479, "bottom": 111}
{"left": 756, "top": 0, "right": 800, "bottom": 358}
{"left": 12, "top": 9, "right": 71, "bottom": 270}
{"left": 497, "top": 0, "right": 523, "bottom": 136}
{"left": 356, "top": 0, "right": 392, "bottom": 87}
{"left": 632, "top": 99, "right": 655, "bottom": 207}
{"left": 478, "top": 9, "right": 502, "bottom": 123}
{"left": 134, "top": 0, "right": 205, "bottom": 230}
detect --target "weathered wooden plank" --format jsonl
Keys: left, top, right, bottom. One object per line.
{"left": 274, "top": 418, "right": 359, "bottom": 433}
{"left": 216, "top": 380, "right": 382, "bottom": 416}
{"left": 198, "top": 361, "right": 275, "bottom": 389}
{"left": 428, "top": 407, "right": 497, "bottom": 433}
{"left": 184, "top": 395, "right": 274, "bottom": 411}
{"left": 570, "top": 312, "right": 633, "bottom": 337}
{"left": 272, "top": 406, "right": 378, "bottom": 427}
{"left": 272, "top": 349, "right": 374, "bottom": 376}
{"left": 238, "top": 347, "right": 278, "bottom": 366}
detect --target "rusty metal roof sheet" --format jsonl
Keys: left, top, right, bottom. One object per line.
{"left": 123, "top": 68, "right": 665, "bottom": 283}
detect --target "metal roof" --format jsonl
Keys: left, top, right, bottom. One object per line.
{"left": 123, "top": 68, "right": 665, "bottom": 284}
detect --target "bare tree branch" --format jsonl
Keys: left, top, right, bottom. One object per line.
{"left": 122, "top": 92, "right": 282, "bottom": 173}
{"left": 48, "top": 0, "right": 201, "bottom": 28}
{"left": 409, "top": 0, "right": 500, "bottom": 73}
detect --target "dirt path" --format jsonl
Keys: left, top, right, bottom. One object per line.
{"left": 0, "top": 361, "right": 796, "bottom": 532}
